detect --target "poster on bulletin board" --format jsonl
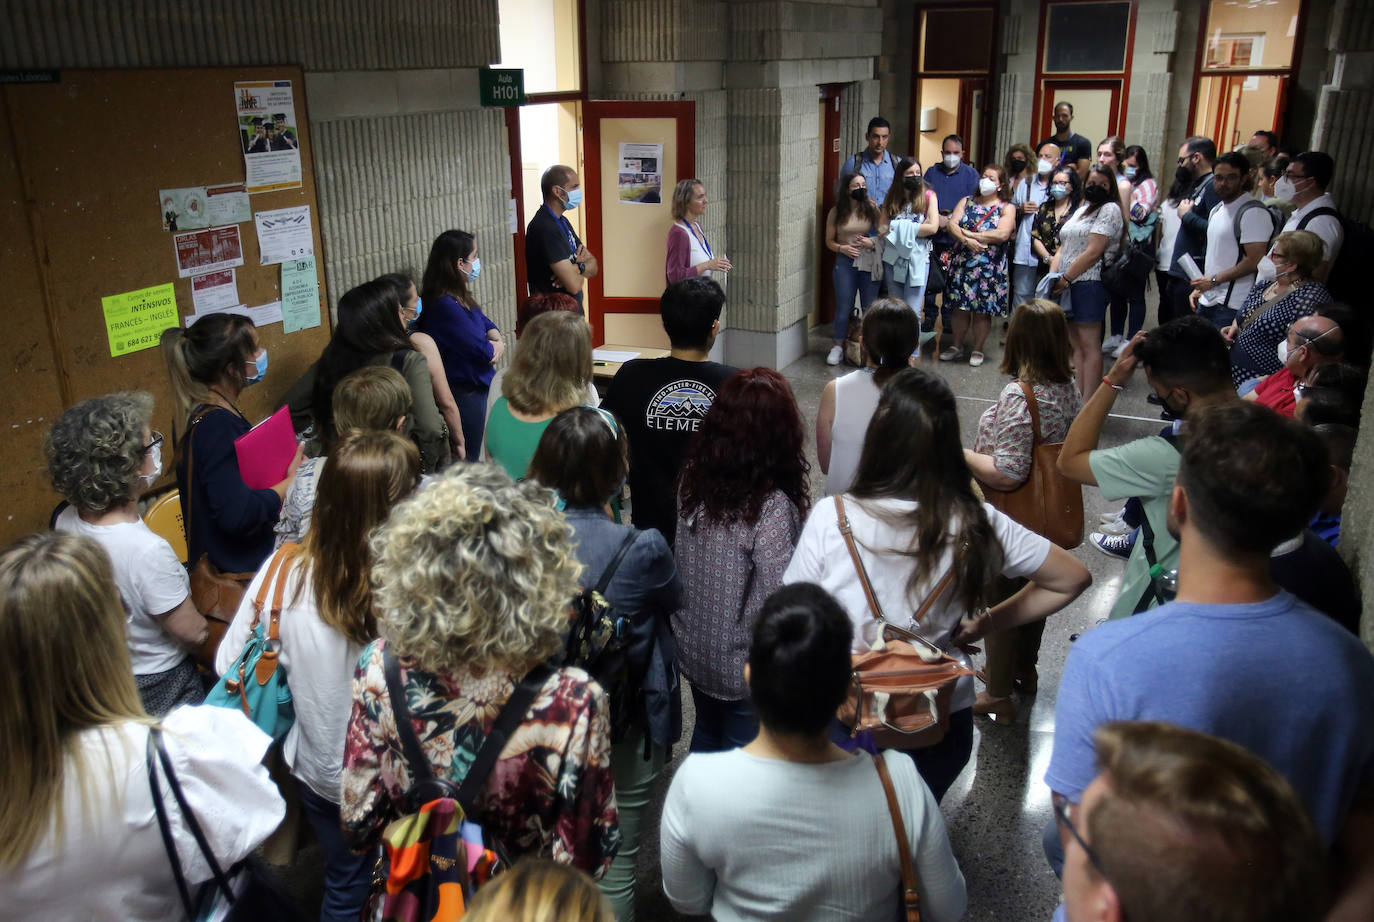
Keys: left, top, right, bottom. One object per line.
{"left": 101, "top": 282, "right": 178, "bottom": 357}
{"left": 234, "top": 80, "right": 303, "bottom": 193}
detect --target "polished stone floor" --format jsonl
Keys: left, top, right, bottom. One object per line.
{"left": 627, "top": 320, "right": 1169, "bottom": 922}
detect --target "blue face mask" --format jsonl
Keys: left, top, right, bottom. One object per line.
{"left": 1050, "top": 184, "right": 1068, "bottom": 200}
{"left": 245, "top": 348, "right": 267, "bottom": 385}
{"left": 413, "top": 297, "right": 423, "bottom": 322}
{"left": 466, "top": 257, "right": 482, "bottom": 282}
{"left": 1124, "top": 165, "right": 1138, "bottom": 180}
{"left": 563, "top": 187, "right": 583, "bottom": 210}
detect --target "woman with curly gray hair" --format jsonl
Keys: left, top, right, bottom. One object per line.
{"left": 340, "top": 463, "right": 620, "bottom": 877}
{"left": 45, "top": 392, "right": 209, "bottom": 716}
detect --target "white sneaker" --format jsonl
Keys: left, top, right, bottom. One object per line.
{"left": 1098, "top": 517, "right": 1133, "bottom": 536}
{"left": 1101, "top": 334, "right": 1125, "bottom": 354}
{"left": 1098, "top": 508, "right": 1127, "bottom": 525}
{"left": 826, "top": 344, "right": 843, "bottom": 366}
{"left": 1112, "top": 339, "right": 1130, "bottom": 359}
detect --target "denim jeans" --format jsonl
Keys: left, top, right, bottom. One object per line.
{"left": 1011, "top": 263, "right": 1040, "bottom": 312}
{"left": 297, "top": 781, "right": 375, "bottom": 922}
{"left": 882, "top": 263, "right": 926, "bottom": 318}
{"left": 832, "top": 253, "right": 880, "bottom": 341}
{"left": 904, "top": 707, "right": 974, "bottom": 803}
{"left": 451, "top": 384, "right": 489, "bottom": 461}
{"left": 689, "top": 685, "right": 758, "bottom": 752}
{"left": 1197, "top": 302, "right": 1237, "bottom": 329}
{"left": 599, "top": 735, "right": 666, "bottom": 922}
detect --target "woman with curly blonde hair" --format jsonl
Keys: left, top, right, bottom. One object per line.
{"left": 340, "top": 464, "right": 620, "bottom": 877}
{"left": 46, "top": 392, "right": 209, "bottom": 715}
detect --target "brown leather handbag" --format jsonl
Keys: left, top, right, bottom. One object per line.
{"left": 981, "top": 380, "right": 1084, "bottom": 549}
{"left": 834, "top": 496, "right": 977, "bottom": 751}
{"left": 181, "top": 406, "right": 256, "bottom": 665}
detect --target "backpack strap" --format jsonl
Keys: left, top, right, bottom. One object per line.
{"left": 1132, "top": 436, "right": 1182, "bottom": 614}
{"left": 146, "top": 728, "right": 236, "bottom": 911}
{"left": 873, "top": 752, "right": 922, "bottom": 922}
{"left": 1296, "top": 206, "right": 1339, "bottom": 231}
{"left": 389, "top": 348, "right": 408, "bottom": 373}
{"left": 834, "top": 495, "right": 954, "bottom": 635}
{"left": 384, "top": 647, "right": 553, "bottom": 813}
{"left": 595, "top": 531, "right": 639, "bottom": 596}
{"left": 180, "top": 405, "right": 221, "bottom": 547}
{"left": 1224, "top": 199, "right": 1277, "bottom": 306}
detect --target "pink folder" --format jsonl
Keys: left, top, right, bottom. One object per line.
{"left": 234, "top": 405, "right": 296, "bottom": 490}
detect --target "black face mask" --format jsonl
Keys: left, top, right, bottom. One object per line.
{"left": 1175, "top": 164, "right": 1194, "bottom": 186}
{"left": 1008, "top": 160, "right": 1027, "bottom": 176}
{"left": 850, "top": 188, "right": 869, "bottom": 202}
{"left": 902, "top": 176, "right": 922, "bottom": 192}
{"left": 1083, "top": 184, "right": 1112, "bottom": 205}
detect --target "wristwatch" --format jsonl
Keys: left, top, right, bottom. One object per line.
{"left": 1210, "top": 275, "right": 1218, "bottom": 286}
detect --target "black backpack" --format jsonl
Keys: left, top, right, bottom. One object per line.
{"left": 1297, "top": 206, "right": 1370, "bottom": 305}
{"left": 562, "top": 531, "right": 639, "bottom": 743}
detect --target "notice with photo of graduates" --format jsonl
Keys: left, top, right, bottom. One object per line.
{"left": 234, "top": 80, "right": 302, "bottom": 193}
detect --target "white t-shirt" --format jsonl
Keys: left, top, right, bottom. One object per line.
{"left": 782, "top": 496, "right": 1051, "bottom": 711}
{"left": 1201, "top": 197, "right": 1275, "bottom": 308}
{"left": 215, "top": 555, "right": 365, "bottom": 802}
{"left": 55, "top": 507, "right": 191, "bottom": 675}
{"left": 1156, "top": 198, "right": 1182, "bottom": 270}
{"left": 824, "top": 369, "right": 882, "bottom": 497}
{"left": 1257, "top": 192, "right": 1345, "bottom": 281}
{"left": 661, "top": 748, "right": 967, "bottom": 922}
{"left": 0, "top": 706, "right": 283, "bottom": 921}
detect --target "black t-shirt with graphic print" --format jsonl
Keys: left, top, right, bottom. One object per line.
{"left": 601, "top": 357, "right": 738, "bottom": 546}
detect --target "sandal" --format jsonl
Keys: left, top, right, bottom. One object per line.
{"left": 969, "top": 351, "right": 985, "bottom": 367}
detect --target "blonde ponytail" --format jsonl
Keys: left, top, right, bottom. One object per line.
{"left": 160, "top": 327, "right": 207, "bottom": 423}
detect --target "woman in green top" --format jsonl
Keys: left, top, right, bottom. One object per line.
{"left": 484, "top": 310, "right": 595, "bottom": 479}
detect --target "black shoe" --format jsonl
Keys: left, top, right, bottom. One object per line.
{"left": 1146, "top": 392, "right": 1163, "bottom": 406}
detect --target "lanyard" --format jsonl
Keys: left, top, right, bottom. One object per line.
{"left": 682, "top": 220, "right": 712, "bottom": 258}
{"left": 546, "top": 204, "right": 579, "bottom": 258}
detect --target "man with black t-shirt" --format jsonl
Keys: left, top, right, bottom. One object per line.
{"left": 602, "top": 277, "right": 737, "bottom": 546}
{"left": 1038, "top": 102, "right": 1091, "bottom": 180}
{"left": 525, "top": 164, "right": 599, "bottom": 303}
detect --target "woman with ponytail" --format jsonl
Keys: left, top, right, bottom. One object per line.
{"left": 815, "top": 299, "right": 920, "bottom": 495}
{"left": 784, "top": 367, "right": 1090, "bottom": 801}
{"left": 161, "top": 314, "right": 302, "bottom": 575}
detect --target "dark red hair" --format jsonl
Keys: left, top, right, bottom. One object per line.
{"left": 517, "top": 292, "right": 582, "bottom": 336}
{"left": 677, "top": 368, "right": 811, "bottom": 527}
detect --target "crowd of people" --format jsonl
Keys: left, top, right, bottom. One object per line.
{"left": 1, "top": 126, "right": 1371, "bottom": 922}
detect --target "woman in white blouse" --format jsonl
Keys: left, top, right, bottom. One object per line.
{"left": 785, "top": 367, "right": 1090, "bottom": 801}
{"left": 666, "top": 178, "right": 732, "bottom": 284}
{"left": 0, "top": 532, "right": 282, "bottom": 920}
{"left": 217, "top": 430, "right": 420, "bottom": 922}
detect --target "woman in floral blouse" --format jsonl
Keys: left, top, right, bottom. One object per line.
{"left": 964, "top": 299, "right": 1081, "bottom": 721}
{"left": 673, "top": 368, "right": 811, "bottom": 753}
{"left": 340, "top": 464, "right": 619, "bottom": 877}
{"left": 1029, "top": 165, "right": 1081, "bottom": 269}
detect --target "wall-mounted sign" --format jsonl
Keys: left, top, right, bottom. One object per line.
{"left": 480, "top": 68, "right": 526, "bottom": 108}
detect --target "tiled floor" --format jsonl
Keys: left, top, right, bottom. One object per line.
{"left": 628, "top": 321, "right": 1170, "bottom": 922}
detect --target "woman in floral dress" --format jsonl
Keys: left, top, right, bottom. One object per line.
{"left": 941, "top": 164, "right": 1016, "bottom": 367}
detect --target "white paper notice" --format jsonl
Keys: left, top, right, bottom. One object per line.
{"left": 190, "top": 270, "right": 239, "bottom": 314}
{"left": 234, "top": 80, "right": 303, "bottom": 194}
{"left": 205, "top": 183, "right": 252, "bottom": 225}
{"left": 617, "top": 142, "right": 664, "bottom": 205}
{"left": 1178, "top": 253, "right": 1203, "bottom": 281}
{"left": 254, "top": 205, "right": 314, "bottom": 266}
{"left": 186, "top": 300, "right": 283, "bottom": 328}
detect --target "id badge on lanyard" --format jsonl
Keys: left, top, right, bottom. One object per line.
{"left": 684, "top": 220, "right": 713, "bottom": 259}
{"left": 549, "top": 205, "right": 578, "bottom": 259}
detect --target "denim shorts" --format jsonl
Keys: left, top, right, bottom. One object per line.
{"left": 1066, "top": 279, "right": 1110, "bottom": 324}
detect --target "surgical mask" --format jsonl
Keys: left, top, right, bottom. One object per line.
{"left": 562, "top": 187, "right": 583, "bottom": 210}
{"left": 1124, "top": 165, "right": 1138, "bottom": 180}
{"left": 466, "top": 257, "right": 482, "bottom": 281}
{"left": 849, "top": 187, "right": 868, "bottom": 201}
{"left": 140, "top": 443, "right": 162, "bottom": 488}
{"left": 1050, "top": 184, "right": 1068, "bottom": 200}
{"left": 412, "top": 297, "right": 423, "bottom": 322}
{"left": 1083, "top": 184, "right": 1111, "bottom": 205}
{"left": 1037, "top": 158, "right": 1054, "bottom": 175}
{"left": 978, "top": 177, "right": 998, "bottom": 196}
{"left": 1277, "top": 339, "right": 1291, "bottom": 365}
{"left": 902, "top": 176, "right": 922, "bottom": 192}
{"left": 1274, "top": 176, "right": 1302, "bottom": 202}
{"left": 1008, "top": 160, "right": 1027, "bottom": 176}
{"left": 245, "top": 348, "right": 267, "bottom": 385}
{"left": 943, "top": 154, "right": 961, "bottom": 170}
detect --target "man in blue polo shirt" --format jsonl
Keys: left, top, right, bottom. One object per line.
{"left": 846, "top": 117, "right": 901, "bottom": 207}
{"left": 1045, "top": 401, "right": 1374, "bottom": 919}
{"left": 922, "top": 134, "right": 979, "bottom": 342}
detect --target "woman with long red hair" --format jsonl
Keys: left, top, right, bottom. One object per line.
{"left": 672, "top": 368, "right": 811, "bottom": 752}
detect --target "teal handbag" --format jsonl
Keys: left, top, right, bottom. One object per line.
{"left": 204, "top": 545, "right": 296, "bottom": 740}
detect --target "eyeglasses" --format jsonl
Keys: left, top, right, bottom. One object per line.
{"left": 144, "top": 431, "right": 164, "bottom": 454}
{"left": 1176, "top": 155, "right": 1194, "bottom": 165}
{"left": 1052, "top": 792, "right": 1107, "bottom": 878}
{"left": 1281, "top": 170, "right": 1307, "bottom": 181}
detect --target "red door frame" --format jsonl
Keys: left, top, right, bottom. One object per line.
{"left": 1030, "top": 0, "right": 1137, "bottom": 145}
{"left": 819, "top": 85, "right": 844, "bottom": 325}
{"left": 582, "top": 99, "right": 696, "bottom": 346}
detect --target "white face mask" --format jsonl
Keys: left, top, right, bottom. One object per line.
{"left": 978, "top": 177, "right": 998, "bottom": 196}
{"left": 140, "top": 442, "right": 162, "bottom": 488}
{"left": 943, "top": 153, "right": 961, "bottom": 170}
{"left": 1037, "top": 158, "right": 1054, "bottom": 175}
{"left": 1273, "top": 176, "right": 1307, "bottom": 202}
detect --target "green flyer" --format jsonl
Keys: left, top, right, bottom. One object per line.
{"left": 102, "top": 283, "right": 178, "bottom": 357}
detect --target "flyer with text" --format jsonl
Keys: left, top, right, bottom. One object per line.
{"left": 234, "top": 80, "right": 303, "bottom": 193}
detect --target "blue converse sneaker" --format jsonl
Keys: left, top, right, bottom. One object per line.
{"left": 1090, "top": 530, "right": 1135, "bottom": 559}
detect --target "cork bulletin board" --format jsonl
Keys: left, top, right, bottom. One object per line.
{"left": 0, "top": 66, "right": 332, "bottom": 543}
